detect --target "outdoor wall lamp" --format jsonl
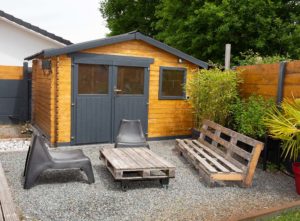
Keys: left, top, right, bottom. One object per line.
{"left": 42, "top": 60, "right": 52, "bottom": 75}
{"left": 178, "top": 58, "right": 183, "bottom": 63}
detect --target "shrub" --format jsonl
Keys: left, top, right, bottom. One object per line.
{"left": 264, "top": 98, "right": 300, "bottom": 160}
{"left": 231, "top": 95, "right": 275, "bottom": 139}
{"left": 234, "top": 49, "right": 290, "bottom": 66}
{"left": 186, "top": 68, "right": 240, "bottom": 129}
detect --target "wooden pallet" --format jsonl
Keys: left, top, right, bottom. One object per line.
{"left": 176, "top": 120, "right": 264, "bottom": 187}
{"left": 100, "top": 148, "right": 175, "bottom": 181}
{"left": 0, "top": 162, "right": 19, "bottom": 221}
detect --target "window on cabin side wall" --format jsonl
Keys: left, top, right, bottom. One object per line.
{"left": 159, "top": 67, "right": 186, "bottom": 99}
{"left": 78, "top": 64, "right": 109, "bottom": 94}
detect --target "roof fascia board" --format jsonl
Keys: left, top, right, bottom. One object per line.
{"left": 43, "top": 34, "right": 135, "bottom": 58}
{"left": 25, "top": 32, "right": 208, "bottom": 68}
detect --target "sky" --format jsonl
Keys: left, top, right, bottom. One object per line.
{"left": 1, "top": 0, "right": 109, "bottom": 43}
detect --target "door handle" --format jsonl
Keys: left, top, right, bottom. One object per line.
{"left": 114, "top": 88, "right": 122, "bottom": 93}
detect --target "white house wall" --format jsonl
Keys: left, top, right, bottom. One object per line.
{"left": 0, "top": 17, "right": 65, "bottom": 66}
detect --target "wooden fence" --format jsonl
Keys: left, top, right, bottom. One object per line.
{"left": 237, "top": 60, "right": 300, "bottom": 100}
{"left": 0, "top": 65, "right": 23, "bottom": 80}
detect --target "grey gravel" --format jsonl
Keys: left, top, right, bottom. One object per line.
{"left": 0, "top": 140, "right": 299, "bottom": 221}
{"left": 0, "top": 139, "right": 30, "bottom": 152}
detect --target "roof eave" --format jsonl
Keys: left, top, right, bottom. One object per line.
{"left": 24, "top": 51, "right": 44, "bottom": 60}
{"left": 24, "top": 31, "right": 208, "bottom": 68}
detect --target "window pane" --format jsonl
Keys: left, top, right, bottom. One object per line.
{"left": 78, "top": 64, "right": 109, "bottom": 94}
{"left": 161, "top": 69, "right": 185, "bottom": 97}
{"left": 117, "top": 66, "right": 144, "bottom": 95}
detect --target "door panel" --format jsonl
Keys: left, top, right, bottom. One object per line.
{"left": 113, "top": 66, "right": 149, "bottom": 138}
{"left": 76, "top": 96, "right": 111, "bottom": 144}
{"left": 75, "top": 64, "right": 112, "bottom": 144}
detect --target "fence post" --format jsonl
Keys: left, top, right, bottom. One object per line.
{"left": 22, "top": 62, "right": 29, "bottom": 122}
{"left": 276, "top": 61, "right": 287, "bottom": 105}
{"left": 225, "top": 44, "right": 231, "bottom": 70}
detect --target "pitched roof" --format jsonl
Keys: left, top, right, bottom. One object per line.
{"left": 0, "top": 10, "right": 72, "bottom": 45}
{"left": 25, "top": 31, "right": 208, "bottom": 69}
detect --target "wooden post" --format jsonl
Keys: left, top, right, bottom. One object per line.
{"left": 276, "top": 61, "right": 287, "bottom": 105}
{"left": 225, "top": 44, "right": 231, "bottom": 70}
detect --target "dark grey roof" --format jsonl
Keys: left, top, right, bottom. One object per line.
{"left": 25, "top": 31, "right": 208, "bottom": 69}
{"left": 0, "top": 10, "right": 72, "bottom": 45}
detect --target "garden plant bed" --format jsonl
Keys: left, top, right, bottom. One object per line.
{"left": 0, "top": 140, "right": 298, "bottom": 221}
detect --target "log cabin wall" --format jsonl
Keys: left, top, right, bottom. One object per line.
{"left": 55, "top": 55, "right": 71, "bottom": 143}
{"left": 31, "top": 58, "right": 57, "bottom": 142}
{"left": 237, "top": 60, "right": 300, "bottom": 99}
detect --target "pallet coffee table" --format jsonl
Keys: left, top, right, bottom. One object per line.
{"left": 100, "top": 148, "right": 175, "bottom": 190}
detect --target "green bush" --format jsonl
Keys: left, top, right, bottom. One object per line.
{"left": 231, "top": 95, "right": 275, "bottom": 139}
{"left": 186, "top": 68, "right": 240, "bottom": 129}
{"left": 234, "top": 49, "right": 290, "bottom": 66}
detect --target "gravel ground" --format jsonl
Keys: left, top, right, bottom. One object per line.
{"left": 0, "top": 140, "right": 299, "bottom": 221}
{"left": 0, "top": 139, "right": 30, "bottom": 152}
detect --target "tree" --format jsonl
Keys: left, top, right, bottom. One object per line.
{"left": 100, "top": 0, "right": 300, "bottom": 64}
{"left": 155, "top": 0, "right": 300, "bottom": 64}
{"left": 100, "top": 0, "right": 160, "bottom": 36}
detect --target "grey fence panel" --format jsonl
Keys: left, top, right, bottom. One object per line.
{"left": 0, "top": 62, "right": 30, "bottom": 124}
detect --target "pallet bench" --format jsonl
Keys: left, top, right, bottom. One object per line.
{"left": 0, "top": 163, "right": 19, "bottom": 221}
{"left": 176, "top": 119, "right": 264, "bottom": 187}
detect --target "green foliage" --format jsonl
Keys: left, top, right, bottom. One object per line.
{"left": 100, "top": 0, "right": 159, "bottom": 36}
{"left": 154, "top": 0, "right": 300, "bottom": 64}
{"left": 264, "top": 99, "right": 300, "bottom": 161}
{"left": 100, "top": 0, "right": 300, "bottom": 64}
{"left": 186, "top": 68, "right": 240, "bottom": 128}
{"left": 231, "top": 95, "right": 275, "bottom": 139}
{"left": 234, "top": 50, "right": 291, "bottom": 66}
{"left": 267, "top": 209, "right": 300, "bottom": 221}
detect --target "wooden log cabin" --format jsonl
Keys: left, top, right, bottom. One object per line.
{"left": 25, "top": 31, "right": 208, "bottom": 146}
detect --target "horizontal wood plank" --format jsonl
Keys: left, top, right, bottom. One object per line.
{"left": 0, "top": 163, "right": 19, "bottom": 221}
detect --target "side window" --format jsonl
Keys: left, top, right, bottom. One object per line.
{"left": 159, "top": 67, "right": 187, "bottom": 100}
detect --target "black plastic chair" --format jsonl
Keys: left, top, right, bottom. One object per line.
{"left": 23, "top": 135, "right": 95, "bottom": 189}
{"left": 115, "top": 119, "right": 150, "bottom": 148}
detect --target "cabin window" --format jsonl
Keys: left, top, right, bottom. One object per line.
{"left": 78, "top": 64, "right": 109, "bottom": 94}
{"left": 159, "top": 67, "right": 186, "bottom": 100}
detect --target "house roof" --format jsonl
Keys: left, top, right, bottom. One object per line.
{"left": 25, "top": 31, "right": 208, "bottom": 69}
{"left": 0, "top": 10, "right": 72, "bottom": 45}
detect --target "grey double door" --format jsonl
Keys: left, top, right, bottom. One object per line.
{"left": 73, "top": 64, "right": 149, "bottom": 145}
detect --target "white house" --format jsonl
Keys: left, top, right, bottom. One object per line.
{"left": 0, "top": 10, "right": 72, "bottom": 66}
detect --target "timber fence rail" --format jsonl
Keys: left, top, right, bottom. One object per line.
{"left": 237, "top": 60, "right": 300, "bottom": 100}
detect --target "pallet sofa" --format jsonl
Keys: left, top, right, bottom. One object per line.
{"left": 176, "top": 119, "right": 264, "bottom": 187}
